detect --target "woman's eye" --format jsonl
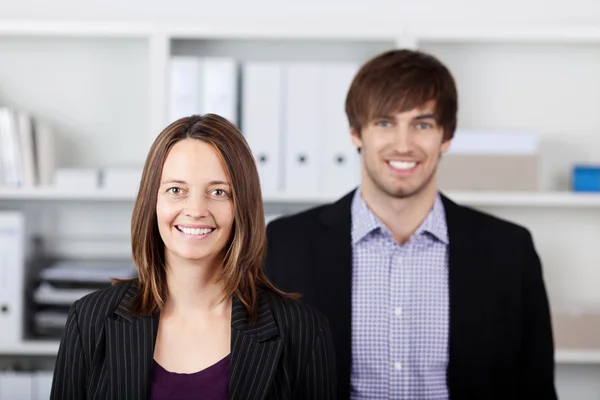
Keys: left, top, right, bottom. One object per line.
{"left": 213, "top": 189, "right": 227, "bottom": 197}
{"left": 168, "top": 187, "right": 181, "bottom": 195}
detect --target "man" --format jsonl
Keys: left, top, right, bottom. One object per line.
{"left": 264, "top": 49, "right": 557, "bottom": 399}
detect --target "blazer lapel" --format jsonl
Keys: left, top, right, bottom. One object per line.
{"left": 106, "top": 283, "right": 159, "bottom": 399}
{"left": 314, "top": 190, "right": 355, "bottom": 398}
{"left": 441, "top": 193, "right": 488, "bottom": 397}
{"left": 229, "top": 291, "right": 283, "bottom": 400}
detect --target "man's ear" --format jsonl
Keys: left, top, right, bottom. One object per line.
{"left": 441, "top": 138, "right": 452, "bottom": 154}
{"left": 350, "top": 127, "right": 362, "bottom": 153}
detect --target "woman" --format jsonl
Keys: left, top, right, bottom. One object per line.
{"left": 50, "top": 114, "right": 337, "bottom": 399}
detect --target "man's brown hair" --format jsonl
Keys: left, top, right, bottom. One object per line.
{"left": 122, "top": 114, "right": 294, "bottom": 321}
{"left": 345, "top": 49, "right": 458, "bottom": 141}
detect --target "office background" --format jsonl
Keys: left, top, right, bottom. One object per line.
{"left": 1, "top": 0, "right": 600, "bottom": 398}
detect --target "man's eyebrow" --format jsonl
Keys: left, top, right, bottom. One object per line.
{"left": 414, "top": 113, "right": 436, "bottom": 120}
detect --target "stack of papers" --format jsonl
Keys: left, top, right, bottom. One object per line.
{"left": 31, "top": 259, "right": 137, "bottom": 338}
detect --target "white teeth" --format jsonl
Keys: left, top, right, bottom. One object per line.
{"left": 179, "top": 227, "right": 213, "bottom": 236}
{"left": 388, "top": 161, "right": 417, "bottom": 170}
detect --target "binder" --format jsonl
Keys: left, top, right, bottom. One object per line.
{"left": 168, "top": 56, "right": 200, "bottom": 123}
{"left": 321, "top": 63, "right": 360, "bottom": 196}
{"left": 0, "top": 371, "right": 32, "bottom": 399}
{"left": 16, "top": 111, "right": 36, "bottom": 187}
{"left": 169, "top": 56, "right": 239, "bottom": 125}
{"left": 0, "top": 212, "right": 24, "bottom": 349}
{"left": 199, "top": 58, "right": 239, "bottom": 126}
{"left": 283, "top": 63, "right": 321, "bottom": 195}
{"left": 34, "top": 371, "right": 53, "bottom": 400}
{"left": 32, "top": 119, "right": 55, "bottom": 187}
{"left": 241, "top": 62, "right": 283, "bottom": 194}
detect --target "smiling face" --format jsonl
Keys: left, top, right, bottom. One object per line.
{"left": 352, "top": 100, "right": 451, "bottom": 200}
{"left": 156, "top": 138, "right": 234, "bottom": 266}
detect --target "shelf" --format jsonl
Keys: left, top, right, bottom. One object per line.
{"left": 164, "top": 18, "right": 402, "bottom": 40}
{"left": 0, "top": 339, "right": 597, "bottom": 363}
{"left": 445, "top": 191, "right": 600, "bottom": 208}
{"left": 0, "top": 340, "right": 59, "bottom": 356}
{"left": 556, "top": 349, "right": 600, "bottom": 364}
{"left": 0, "top": 187, "right": 137, "bottom": 201}
{"left": 410, "top": 26, "right": 600, "bottom": 44}
{"left": 2, "top": 188, "right": 600, "bottom": 208}
{"left": 0, "top": 20, "right": 154, "bottom": 38}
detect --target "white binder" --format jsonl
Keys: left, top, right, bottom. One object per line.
{"left": 168, "top": 56, "right": 239, "bottom": 125}
{"left": 0, "top": 372, "right": 32, "bottom": 399}
{"left": 283, "top": 63, "right": 322, "bottom": 195}
{"left": 241, "top": 62, "right": 283, "bottom": 194}
{"left": 321, "top": 63, "right": 360, "bottom": 197}
{"left": 34, "top": 371, "right": 54, "bottom": 400}
{"left": 199, "top": 58, "right": 239, "bottom": 126}
{"left": 168, "top": 56, "right": 200, "bottom": 123}
{"left": 0, "top": 212, "right": 24, "bottom": 349}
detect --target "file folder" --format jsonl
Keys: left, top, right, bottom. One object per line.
{"left": 0, "top": 212, "right": 24, "bottom": 349}
{"left": 34, "top": 371, "right": 53, "bottom": 400}
{"left": 0, "top": 371, "right": 32, "bottom": 399}
{"left": 169, "top": 56, "right": 239, "bottom": 125}
{"left": 241, "top": 62, "right": 283, "bottom": 194}
{"left": 321, "top": 63, "right": 360, "bottom": 196}
{"left": 283, "top": 63, "right": 321, "bottom": 195}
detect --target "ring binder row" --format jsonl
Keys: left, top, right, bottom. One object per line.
{"left": 169, "top": 57, "right": 362, "bottom": 200}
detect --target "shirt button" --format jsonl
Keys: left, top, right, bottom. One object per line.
{"left": 394, "top": 307, "right": 402, "bottom": 317}
{"left": 394, "top": 362, "right": 402, "bottom": 371}
{"left": 394, "top": 254, "right": 402, "bottom": 264}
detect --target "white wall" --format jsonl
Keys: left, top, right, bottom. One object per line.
{"left": 1, "top": 0, "right": 600, "bottom": 26}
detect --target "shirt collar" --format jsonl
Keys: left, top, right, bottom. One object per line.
{"left": 351, "top": 189, "right": 449, "bottom": 245}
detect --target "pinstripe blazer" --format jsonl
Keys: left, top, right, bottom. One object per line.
{"left": 50, "top": 280, "right": 337, "bottom": 399}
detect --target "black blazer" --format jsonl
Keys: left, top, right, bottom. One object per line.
{"left": 50, "top": 280, "right": 337, "bottom": 399}
{"left": 265, "top": 190, "right": 557, "bottom": 400}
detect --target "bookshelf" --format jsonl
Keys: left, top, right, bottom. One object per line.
{"left": 1, "top": 19, "right": 600, "bottom": 399}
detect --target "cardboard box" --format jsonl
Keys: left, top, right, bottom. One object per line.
{"left": 438, "top": 154, "right": 540, "bottom": 191}
{"left": 439, "top": 129, "right": 541, "bottom": 191}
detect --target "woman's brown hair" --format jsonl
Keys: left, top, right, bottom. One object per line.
{"left": 120, "top": 114, "right": 294, "bottom": 321}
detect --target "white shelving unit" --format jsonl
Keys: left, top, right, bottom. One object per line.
{"left": 4, "top": 187, "right": 600, "bottom": 207}
{"left": 1, "top": 19, "right": 600, "bottom": 399}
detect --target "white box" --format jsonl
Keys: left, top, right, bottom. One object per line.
{"left": 101, "top": 167, "right": 142, "bottom": 191}
{"left": 54, "top": 168, "right": 99, "bottom": 190}
{"left": 0, "top": 371, "right": 32, "bottom": 399}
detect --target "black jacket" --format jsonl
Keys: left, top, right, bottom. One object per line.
{"left": 50, "top": 280, "right": 337, "bottom": 399}
{"left": 265, "top": 189, "right": 557, "bottom": 400}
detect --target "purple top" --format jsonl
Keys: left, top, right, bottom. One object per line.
{"left": 148, "top": 354, "right": 231, "bottom": 400}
